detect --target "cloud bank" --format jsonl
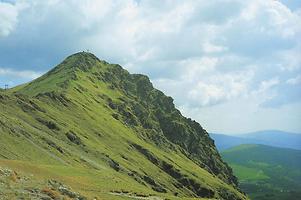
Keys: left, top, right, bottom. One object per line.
{"left": 0, "top": 0, "right": 300, "bottom": 133}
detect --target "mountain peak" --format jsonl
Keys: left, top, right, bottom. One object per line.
{"left": 65, "top": 51, "right": 100, "bottom": 61}
{"left": 15, "top": 52, "right": 107, "bottom": 96}
{"left": 57, "top": 51, "right": 102, "bottom": 71}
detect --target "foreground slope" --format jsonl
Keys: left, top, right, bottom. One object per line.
{"left": 0, "top": 52, "right": 246, "bottom": 199}
{"left": 222, "top": 144, "right": 301, "bottom": 200}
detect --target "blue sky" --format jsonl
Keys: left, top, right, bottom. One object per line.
{"left": 0, "top": 0, "right": 300, "bottom": 134}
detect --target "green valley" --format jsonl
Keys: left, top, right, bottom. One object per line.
{"left": 221, "top": 144, "right": 301, "bottom": 200}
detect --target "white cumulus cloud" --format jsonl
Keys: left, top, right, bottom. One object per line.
{"left": 0, "top": 1, "right": 26, "bottom": 37}
{"left": 0, "top": 0, "right": 300, "bottom": 132}
{"left": 0, "top": 67, "right": 42, "bottom": 79}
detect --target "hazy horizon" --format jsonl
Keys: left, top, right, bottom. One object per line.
{"left": 210, "top": 129, "right": 301, "bottom": 136}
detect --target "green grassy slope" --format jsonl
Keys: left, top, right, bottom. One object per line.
{"left": 0, "top": 52, "right": 247, "bottom": 200}
{"left": 222, "top": 144, "right": 301, "bottom": 200}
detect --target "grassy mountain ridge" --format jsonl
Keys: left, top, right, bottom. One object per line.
{"left": 221, "top": 144, "right": 301, "bottom": 200}
{"left": 0, "top": 52, "right": 246, "bottom": 199}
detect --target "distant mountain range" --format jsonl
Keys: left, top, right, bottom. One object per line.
{"left": 210, "top": 130, "right": 301, "bottom": 151}
{"left": 221, "top": 144, "right": 301, "bottom": 200}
